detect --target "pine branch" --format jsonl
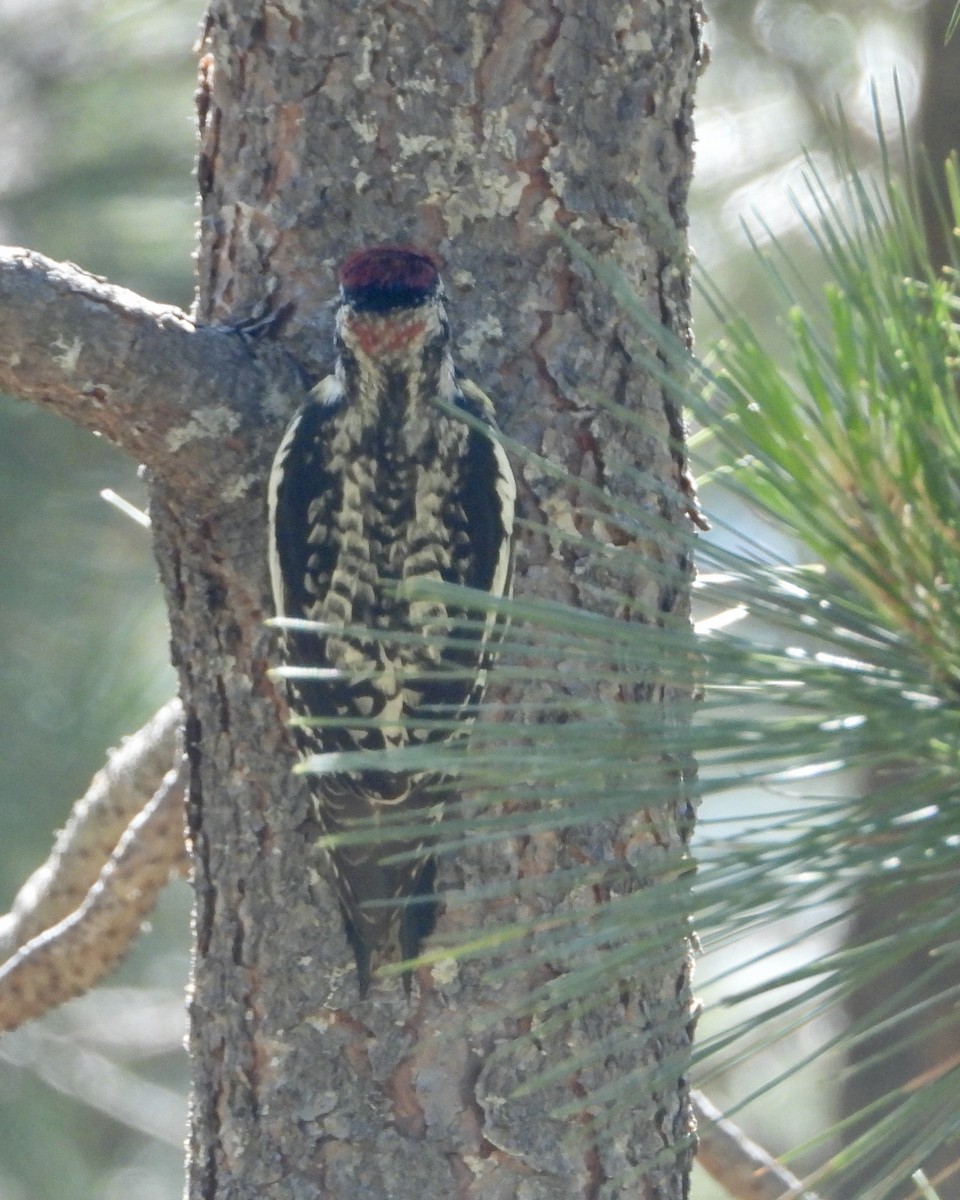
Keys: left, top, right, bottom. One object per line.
{"left": 0, "top": 761, "right": 188, "bottom": 1032}
{"left": 2, "top": 1019, "right": 186, "bottom": 1145}
{"left": 0, "top": 699, "right": 184, "bottom": 960}
{"left": 0, "top": 701, "right": 189, "bottom": 1032}
{"left": 693, "top": 1091, "right": 824, "bottom": 1200}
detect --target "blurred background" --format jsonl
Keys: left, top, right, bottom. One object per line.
{"left": 0, "top": 1, "right": 956, "bottom": 1197}
{"left": 0, "top": 4, "right": 195, "bottom": 1198}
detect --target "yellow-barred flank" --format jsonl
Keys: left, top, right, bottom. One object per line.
{"left": 268, "top": 246, "right": 516, "bottom": 994}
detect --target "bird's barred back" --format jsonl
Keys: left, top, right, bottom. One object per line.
{"left": 268, "top": 246, "right": 516, "bottom": 993}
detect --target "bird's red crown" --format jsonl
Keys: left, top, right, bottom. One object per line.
{"left": 339, "top": 245, "right": 441, "bottom": 314}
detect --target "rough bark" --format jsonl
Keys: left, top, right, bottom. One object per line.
{"left": 180, "top": 4, "right": 704, "bottom": 1198}
{"left": 1, "top": 1, "right": 704, "bottom": 1196}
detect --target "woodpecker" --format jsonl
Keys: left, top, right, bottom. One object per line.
{"left": 268, "top": 246, "right": 516, "bottom": 993}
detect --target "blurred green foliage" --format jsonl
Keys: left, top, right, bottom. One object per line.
{"left": 1, "top": 0, "right": 198, "bottom": 304}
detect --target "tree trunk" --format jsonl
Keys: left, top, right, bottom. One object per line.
{"left": 182, "top": 3, "right": 703, "bottom": 1197}
{"left": 3, "top": 1, "right": 705, "bottom": 1195}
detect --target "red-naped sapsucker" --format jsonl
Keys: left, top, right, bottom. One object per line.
{"left": 268, "top": 246, "right": 516, "bottom": 993}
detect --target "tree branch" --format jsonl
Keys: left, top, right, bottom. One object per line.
{"left": 693, "top": 1090, "right": 825, "bottom": 1200}
{"left": 0, "top": 759, "right": 189, "bottom": 1033}
{"left": 0, "top": 247, "right": 304, "bottom": 495}
{"left": 0, "top": 699, "right": 184, "bottom": 962}
{"left": 3, "top": 1019, "right": 187, "bottom": 1145}
{"left": 0, "top": 700, "right": 190, "bottom": 1033}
